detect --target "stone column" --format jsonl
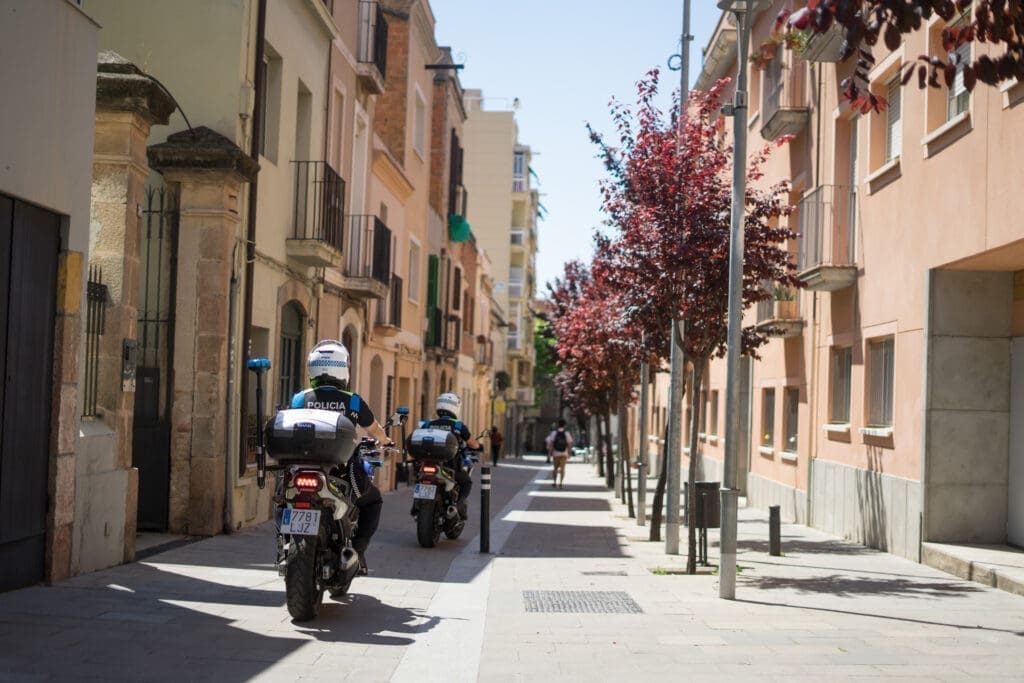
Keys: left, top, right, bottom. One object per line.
{"left": 149, "top": 128, "right": 258, "bottom": 536}
{"left": 47, "top": 251, "right": 83, "bottom": 582}
{"left": 91, "top": 52, "right": 174, "bottom": 561}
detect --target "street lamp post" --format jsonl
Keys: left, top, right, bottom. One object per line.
{"left": 716, "top": 0, "right": 755, "bottom": 601}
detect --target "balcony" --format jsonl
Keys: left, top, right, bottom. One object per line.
{"left": 286, "top": 161, "right": 345, "bottom": 269}
{"left": 755, "top": 289, "right": 804, "bottom": 338}
{"left": 339, "top": 214, "right": 391, "bottom": 300}
{"left": 761, "top": 54, "right": 809, "bottom": 141}
{"left": 797, "top": 185, "right": 858, "bottom": 291}
{"left": 374, "top": 273, "right": 402, "bottom": 334}
{"left": 800, "top": 23, "right": 844, "bottom": 62}
{"left": 514, "top": 387, "right": 534, "bottom": 404}
{"left": 510, "top": 228, "right": 526, "bottom": 246}
{"left": 356, "top": 0, "right": 388, "bottom": 94}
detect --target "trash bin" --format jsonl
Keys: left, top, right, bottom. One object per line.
{"left": 683, "top": 481, "right": 721, "bottom": 529}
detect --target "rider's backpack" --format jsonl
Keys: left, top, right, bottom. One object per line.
{"left": 552, "top": 429, "right": 568, "bottom": 453}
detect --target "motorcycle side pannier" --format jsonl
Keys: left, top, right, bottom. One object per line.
{"left": 267, "top": 408, "right": 358, "bottom": 466}
{"left": 406, "top": 427, "right": 459, "bottom": 463}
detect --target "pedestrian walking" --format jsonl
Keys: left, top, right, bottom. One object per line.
{"left": 546, "top": 419, "right": 573, "bottom": 489}
{"left": 544, "top": 422, "right": 556, "bottom": 463}
{"left": 489, "top": 425, "right": 504, "bottom": 466}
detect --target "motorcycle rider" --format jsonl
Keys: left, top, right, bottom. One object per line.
{"left": 420, "top": 392, "right": 482, "bottom": 519}
{"left": 289, "top": 339, "right": 391, "bottom": 575}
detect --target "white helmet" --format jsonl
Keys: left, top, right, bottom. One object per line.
{"left": 435, "top": 392, "right": 462, "bottom": 420}
{"left": 308, "top": 339, "right": 349, "bottom": 389}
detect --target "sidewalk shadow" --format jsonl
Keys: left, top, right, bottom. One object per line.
{"left": 734, "top": 537, "right": 879, "bottom": 556}
{"left": 499, "top": 521, "right": 627, "bottom": 559}
{"left": 296, "top": 594, "right": 441, "bottom": 646}
{"left": 739, "top": 572, "right": 984, "bottom": 598}
{"left": 0, "top": 560, "right": 302, "bottom": 680}
{"left": 527, "top": 492, "right": 612, "bottom": 513}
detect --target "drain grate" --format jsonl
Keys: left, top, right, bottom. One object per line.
{"left": 523, "top": 590, "right": 642, "bottom": 614}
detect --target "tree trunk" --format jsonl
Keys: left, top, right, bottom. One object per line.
{"left": 648, "top": 421, "right": 669, "bottom": 542}
{"left": 619, "top": 385, "right": 634, "bottom": 518}
{"left": 686, "top": 360, "right": 704, "bottom": 574}
{"left": 595, "top": 416, "right": 605, "bottom": 478}
{"left": 603, "top": 412, "right": 615, "bottom": 490}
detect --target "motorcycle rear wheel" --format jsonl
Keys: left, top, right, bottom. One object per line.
{"left": 286, "top": 536, "right": 323, "bottom": 621}
{"left": 416, "top": 500, "right": 441, "bottom": 548}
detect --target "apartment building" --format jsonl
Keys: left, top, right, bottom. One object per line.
{"left": 463, "top": 90, "right": 541, "bottom": 454}
{"left": 693, "top": 0, "right": 1024, "bottom": 561}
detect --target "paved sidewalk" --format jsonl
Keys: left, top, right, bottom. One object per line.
{"left": 475, "top": 457, "right": 1024, "bottom": 681}
{"left": 2, "top": 455, "right": 1024, "bottom": 681}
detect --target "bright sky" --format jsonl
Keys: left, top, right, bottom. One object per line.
{"left": 431, "top": 0, "right": 720, "bottom": 294}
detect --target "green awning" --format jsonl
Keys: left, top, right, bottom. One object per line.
{"left": 448, "top": 214, "right": 470, "bottom": 242}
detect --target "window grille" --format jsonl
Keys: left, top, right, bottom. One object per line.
{"left": 784, "top": 387, "right": 799, "bottom": 453}
{"left": 82, "top": 266, "right": 107, "bottom": 418}
{"left": 762, "top": 389, "right": 776, "bottom": 447}
{"left": 831, "top": 347, "right": 852, "bottom": 423}
{"left": 868, "top": 338, "right": 895, "bottom": 427}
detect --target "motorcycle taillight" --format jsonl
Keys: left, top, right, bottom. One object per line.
{"left": 293, "top": 471, "right": 323, "bottom": 492}
{"left": 421, "top": 464, "right": 437, "bottom": 475}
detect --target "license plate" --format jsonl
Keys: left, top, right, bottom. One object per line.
{"left": 413, "top": 483, "right": 437, "bottom": 500}
{"left": 281, "top": 508, "right": 321, "bottom": 536}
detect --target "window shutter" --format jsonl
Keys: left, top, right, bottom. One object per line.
{"left": 885, "top": 77, "right": 901, "bottom": 161}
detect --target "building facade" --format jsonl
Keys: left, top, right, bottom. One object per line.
{"left": 691, "top": 0, "right": 1024, "bottom": 561}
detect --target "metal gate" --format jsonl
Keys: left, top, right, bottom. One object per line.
{"left": 0, "top": 193, "right": 60, "bottom": 591}
{"left": 132, "top": 185, "right": 179, "bottom": 531}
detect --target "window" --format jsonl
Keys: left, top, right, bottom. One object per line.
{"left": 868, "top": 338, "right": 895, "bottom": 428}
{"left": 831, "top": 347, "right": 852, "bottom": 423}
{"left": 452, "top": 267, "right": 462, "bottom": 310}
{"left": 885, "top": 76, "right": 902, "bottom": 162}
{"left": 947, "top": 39, "right": 971, "bottom": 120}
{"left": 709, "top": 390, "right": 719, "bottom": 437}
{"left": 784, "top": 387, "right": 799, "bottom": 453}
{"left": 700, "top": 390, "right": 708, "bottom": 436}
{"left": 513, "top": 151, "right": 526, "bottom": 192}
{"left": 762, "top": 388, "right": 776, "bottom": 447}
{"left": 278, "top": 302, "right": 304, "bottom": 405}
{"left": 259, "top": 46, "right": 283, "bottom": 163}
{"left": 413, "top": 88, "right": 426, "bottom": 157}
{"left": 408, "top": 241, "right": 420, "bottom": 302}
{"left": 294, "top": 81, "right": 312, "bottom": 162}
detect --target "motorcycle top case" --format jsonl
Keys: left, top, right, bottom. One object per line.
{"left": 266, "top": 408, "right": 358, "bottom": 466}
{"left": 406, "top": 427, "right": 459, "bottom": 462}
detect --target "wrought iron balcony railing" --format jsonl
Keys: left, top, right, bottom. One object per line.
{"left": 797, "top": 185, "right": 858, "bottom": 291}
{"left": 761, "top": 54, "right": 809, "bottom": 141}
{"left": 375, "top": 274, "right": 403, "bottom": 328}
{"left": 357, "top": 0, "right": 388, "bottom": 90}
{"left": 291, "top": 161, "right": 345, "bottom": 248}
{"left": 344, "top": 214, "right": 391, "bottom": 286}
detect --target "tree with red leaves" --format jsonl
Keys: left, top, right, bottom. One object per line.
{"left": 549, "top": 260, "right": 641, "bottom": 501}
{"left": 587, "top": 71, "right": 801, "bottom": 573}
{"left": 782, "top": 0, "right": 1023, "bottom": 113}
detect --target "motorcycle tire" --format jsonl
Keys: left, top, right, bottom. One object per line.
{"left": 285, "top": 536, "right": 323, "bottom": 621}
{"left": 416, "top": 500, "right": 441, "bottom": 548}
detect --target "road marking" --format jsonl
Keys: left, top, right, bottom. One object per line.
{"left": 391, "top": 467, "right": 544, "bottom": 683}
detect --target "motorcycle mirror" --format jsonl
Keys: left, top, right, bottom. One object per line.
{"left": 396, "top": 406, "right": 409, "bottom": 415}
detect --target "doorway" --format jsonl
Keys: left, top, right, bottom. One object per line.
{"left": 0, "top": 193, "right": 60, "bottom": 591}
{"left": 1009, "top": 337, "right": 1024, "bottom": 547}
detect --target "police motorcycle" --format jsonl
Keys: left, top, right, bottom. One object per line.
{"left": 247, "top": 358, "right": 408, "bottom": 621}
{"left": 405, "top": 426, "right": 487, "bottom": 548}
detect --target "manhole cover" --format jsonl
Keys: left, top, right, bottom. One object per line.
{"left": 523, "top": 590, "right": 642, "bottom": 614}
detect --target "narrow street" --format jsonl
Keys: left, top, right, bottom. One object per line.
{"left": 2, "top": 456, "right": 1024, "bottom": 681}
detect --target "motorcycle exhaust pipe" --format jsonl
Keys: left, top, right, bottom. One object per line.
{"left": 446, "top": 505, "right": 459, "bottom": 519}
{"left": 340, "top": 547, "right": 360, "bottom": 583}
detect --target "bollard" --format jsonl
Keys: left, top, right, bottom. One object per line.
{"left": 480, "top": 466, "right": 491, "bottom": 553}
{"left": 769, "top": 504, "right": 781, "bottom": 556}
